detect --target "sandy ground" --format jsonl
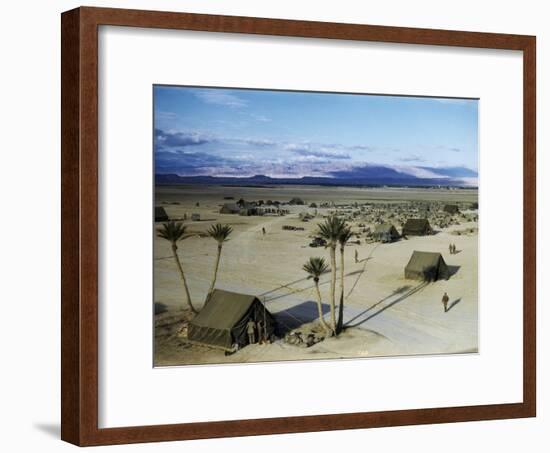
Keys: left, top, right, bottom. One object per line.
{"left": 154, "top": 185, "right": 478, "bottom": 366}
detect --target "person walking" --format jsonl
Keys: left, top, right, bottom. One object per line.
{"left": 262, "top": 227, "right": 266, "bottom": 237}
{"left": 246, "top": 319, "right": 256, "bottom": 344}
{"left": 442, "top": 292, "right": 450, "bottom": 312}
{"left": 449, "top": 243, "right": 453, "bottom": 254}
{"left": 354, "top": 249, "right": 359, "bottom": 263}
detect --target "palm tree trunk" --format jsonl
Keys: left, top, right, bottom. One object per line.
{"left": 314, "top": 280, "right": 330, "bottom": 332}
{"left": 207, "top": 244, "right": 222, "bottom": 302}
{"left": 171, "top": 243, "right": 197, "bottom": 313}
{"left": 336, "top": 246, "right": 345, "bottom": 335}
{"left": 329, "top": 246, "right": 337, "bottom": 334}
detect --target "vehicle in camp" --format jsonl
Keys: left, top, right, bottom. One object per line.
{"left": 309, "top": 237, "right": 327, "bottom": 248}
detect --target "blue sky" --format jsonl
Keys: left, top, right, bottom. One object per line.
{"left": 154, "top": 85, "right": 478, "bottom": 184}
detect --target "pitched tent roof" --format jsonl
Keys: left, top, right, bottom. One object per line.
{"left": 187, "top": 289, "right": 277, "bottom": 351}
{"left": 373, "top": 223, "right": 400, "bottom": 242}
{"left": 155, "top": 206, "right": 169, "bottom": 222}
{"left": 402, "top": 218, "right": 433, "bottom": 236}
{"left": 405, "top": 251, "right": 450, "bottom": 281}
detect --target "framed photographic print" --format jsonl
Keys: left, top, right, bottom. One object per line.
{"left": 61, "top": 6, "right": 536, "bottom": 446}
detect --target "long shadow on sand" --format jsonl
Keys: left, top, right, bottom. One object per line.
{"left": 345, "top": 282, "right": 429, "bottom": 328}
{"left": 447, "top": 298, "right": 462, "bottom": 312}
{"left": 272, "top": 300, "right": 331, "bottom": 334}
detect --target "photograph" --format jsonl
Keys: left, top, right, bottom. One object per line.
{"left": 153, "top": 86, "right": 479, "bottom": 366}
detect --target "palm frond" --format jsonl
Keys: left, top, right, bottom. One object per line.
{"left": 338, "top": 226, "right": 353, "bottom": 246}
{"left": 317, "top": 215, "right": 347, "bottom": 244}
{"left": 302, "top": 256, "right": 329, "bottom": 278}
{"left": 207, "top": 223, "right": 233, "bottom": 244}
{"left": 156, "top": 221, "right": 188, "bottom": 244}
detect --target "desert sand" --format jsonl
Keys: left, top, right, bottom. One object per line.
{"left": 154, "top": 185, "right": 478, "bottom": 366}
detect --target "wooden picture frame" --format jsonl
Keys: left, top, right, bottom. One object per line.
{"left": 61, "top": 6, "right": 536, "bottom": 446}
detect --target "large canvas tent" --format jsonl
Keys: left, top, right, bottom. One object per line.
{"left": 373, "top": 223, "right": 400, "bottom": 243}
{"left": 402, "top": 218, "right": 433, "bottom": 236}
{"left": 187, "top": 290, "right": 278, "bottom": 351}
{"left": 405, "top": 251, "right": 450, "bottom": 281}
{"left": 155, "top": 206, "right": 169, "bottom": 222}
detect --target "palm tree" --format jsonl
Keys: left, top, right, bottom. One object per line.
{"left": 336, "top": 226, "right": 353, "bottom": 334}
{"left": 157, "top": 221, "right": 197, "bottom": 313}
{"left": 317, "top": 215, "right": 346, "bottom": 334}
{"left": 206, "top": 223, "right": 233, "bottom": 300}
{"left": 302, "top": 257, "right": 331, "bottom": 332}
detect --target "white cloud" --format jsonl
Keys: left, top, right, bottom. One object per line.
{"left": 195, "top": 90, "right": 247, "bottom": 107}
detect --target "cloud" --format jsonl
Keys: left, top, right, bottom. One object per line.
{"left": 399, "top": 155, "right": 426, "bottom": 163}
{"left": 155, "top": 129, "right": 212, "bottom": 149}
{"left": 195, "top": 90, "right": 247, "bottom": 108}
{"left": 238, "top": 138, "right": 276, "bottom": 147}
{"left": 155, "top": 111, "right": 178, "bottom": 121}
{"left": 284, "top": 143, "right": 351, "bottom": 160}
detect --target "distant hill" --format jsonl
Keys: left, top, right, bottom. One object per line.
{"left": 155, "top": 170, "right": 477, "bottom": 188}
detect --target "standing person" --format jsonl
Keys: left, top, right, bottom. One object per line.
{"left": 442, "top": 292, "right": 450, "bottom": 313}
{"left": 256, "top": 320, "right": 264, "bottom": 344}
{"left": 452, "top": 244, "right": 457, "bottom": 254}
{"left": 449, "top": 243, "right": 453, "bottom": 254}
{"left": 354, "top": 249, "right": 359, "bottom": 263}
{"left": 246, "top": 319, "right": 256, "bottom": 344}
{"left": 262, "top": 227, "right": 266, "bottom": 237}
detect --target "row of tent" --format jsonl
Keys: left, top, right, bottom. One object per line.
{"left": 373, "top": 218, "right": 433, "bottom": 242}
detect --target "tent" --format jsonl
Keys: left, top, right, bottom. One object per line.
{"left": 443, "top": 204, "right": 460, "bottom": 214}
{"left": 155, "top": 206, "right": 169, "bottom": 222}
{"left": 220, "top": 203, "right": 240, "bottom": 214}
{"left": 373, "top": 223, "right": 400, "bottom": 243}
{"left": 187, "top": 290, "right": 278, "bottom": 351}
{"left": 405, "top": 251, "right": 450, "bottom": 281}
{"left": 402, "top": 218, "right": 433, "bottom": 236}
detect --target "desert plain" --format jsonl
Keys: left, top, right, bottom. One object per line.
{"left": 154, "top": 184, "right": 478, "bottom": 366}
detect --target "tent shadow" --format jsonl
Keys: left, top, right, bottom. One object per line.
{"left": 447, "top": 265, "right": 461, "bottom": 278}
{"left": 273, "top": 300, "right": 330, "bottom": 334}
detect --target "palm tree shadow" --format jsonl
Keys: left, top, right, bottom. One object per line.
{"left": 447, "top": 298, "right": 462, "bottom": 312}
{"left": 345, "top": 282, "right": 429, "bottom": 328}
